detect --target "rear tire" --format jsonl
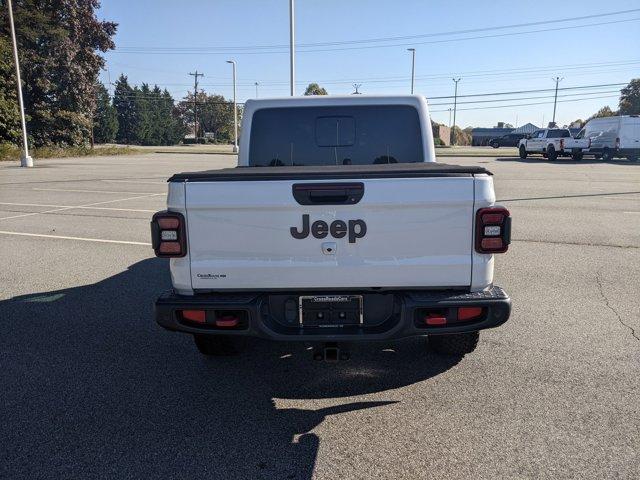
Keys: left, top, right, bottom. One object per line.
{"left": 519, "top": 145, "right": 527, "bottom": 159}
{"left": 429, "top": 332, "right": 479, "bottom": 356}
{"left": 602, "top": 148, "right": 614, "bottom": 161}
{"left": 547, "top": 145, "right": 557, "bottom": 161}
{"left": 193, "top": 334, "right": 245, "bottom": 356}
{"left": 492, "top": 142, "right": 499, "bottom": 149}
{"left": 627, "top": 154, "right": 639, "bottom": 162}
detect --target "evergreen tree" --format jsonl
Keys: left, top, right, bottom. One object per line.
{"left": 113, "top": 75, "right": 137, "bottom": 144}
{"left": 93, "top": 82, "right": 118, "bottom": 143}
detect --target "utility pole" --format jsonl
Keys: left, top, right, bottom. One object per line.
{"left": 289, "top": 0, "right": 295, "bottom": 96}
{"left": 189, "top": 70, "right": 204, "bottom": 139}
{"left": 226, "top": 60, "right": 238, "bottom": 153}
{"left": 451, "top": 78, "right": 461, "bottom": 145}
{"left": 407, "top": 48, "right": 416, "bottom": 94}
{"left": 7, "top": 0, "right": 32, "bottom": 167}
{"left": 255, "top": 82, "right": 259, "bottom": 98}
{"left": 551, "top": 76, "right": 563, "bottom": 127}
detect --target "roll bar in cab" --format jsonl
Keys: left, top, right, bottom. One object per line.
{"left": 152, "top": 95, "right": 512, "bottom": 360}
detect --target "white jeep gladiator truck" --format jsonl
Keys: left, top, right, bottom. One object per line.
{"left": 518, "top": 128, "right": 574, "bottom": 160}
{"left": 152, "top": 95, "right": 511, "bottom": 360}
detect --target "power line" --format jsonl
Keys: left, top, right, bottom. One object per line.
{"left": 430, "top": 93, "right": 619, "bottom": 113}
{"left": 117, "top": 8, "right": 639, "bottom": 52}
{"left": 112, "top": 17, "right": 640, "bottom": 55}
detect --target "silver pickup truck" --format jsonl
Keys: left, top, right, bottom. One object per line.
{"left": 152, "top": 95, "right": 512, "bottom": 360}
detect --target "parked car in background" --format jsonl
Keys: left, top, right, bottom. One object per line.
{"left": 583, "top": 116, "right": 640, "bottom": 162}
{"left": 489, "top": 133, "right": 527, "bottom": 148}
{"left": 562, "top": 129, "right": 591, "bottom": 160}
{"left": 518, "top": 128, "right": 572, "bottom": 160}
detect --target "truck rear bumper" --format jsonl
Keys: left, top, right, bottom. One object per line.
{"left": 155, "top": 286, "right": 511, "bottom": 341}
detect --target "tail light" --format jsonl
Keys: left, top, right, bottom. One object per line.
{"left": 475, "top": 207, "right": 511, "bottom": 254}
{"left": 151, "top": 211, "right": 187, "bottom": 257}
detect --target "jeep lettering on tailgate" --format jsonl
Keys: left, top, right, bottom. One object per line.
{"left": 290, "top": 214, "right": 367, "bottom": 243}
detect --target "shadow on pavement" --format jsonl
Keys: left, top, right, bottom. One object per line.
{"left": 0, "top": 258, "right": 460, "bottom": 479}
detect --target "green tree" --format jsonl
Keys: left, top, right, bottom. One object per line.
{"left": 0, "top": 37, "right": 21, "bottom": 145}
{"left": 619, "top": 78, "right": 640, "bottom": 115}
{"left": 304, "top": 83, "right": 328, "bottom": 95}
{"left": 587, "top": 106, "right": 617, "bottom": 122}
{"left": 113, "top": 75, "right": 137, "bottom": 144}
{"left": 93, "top": 82, "right": 117, "bottom": 143}
{"left": 176, "top": 92, "right": 237, "bottom": 143}
{"left": 0, "top": 0, "right": 117, "bottom": 146}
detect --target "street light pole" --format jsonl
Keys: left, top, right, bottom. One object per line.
{"left": 255, "top": 82, "right": 259, "bottom": 98}
{"left": 451, "top": 78, "right": 461, "bottom": 145}
{"left": 226, "top": 60, "right": 238, "bottom": 153}
{"left": 7, "top": 0, "right": 32, "bottom": 167}
{"left": 551, "top": 76, "right": 563, "bottom": 127}
{"left": 289, "top": 0, "right": 295, "bottom": 96}
{"left": 407, "top": 48, "right": 415, "bottom": 94}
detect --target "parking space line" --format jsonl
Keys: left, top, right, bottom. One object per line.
{"left": 0, "top": 194, "right": 163, "bottom": 221}
{"left": 32, "top": 187, "right": 165, "bottom": 195}
{"left": 0, "top": 230, "right": 151, "bottom": 246}
{"left": 0, "top": 202, "right": 156, "bottom": 213}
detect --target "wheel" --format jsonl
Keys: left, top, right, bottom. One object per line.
{"left": 602, "top": 148, "right": 613, "bottom": 161}
{"left": 572, "top": 152, "right": 583, "bottom": 161}
{"left": 193, "top": 334, "right": 245, "bottom": 356}
{"left": 626, "top": 154, "right": 639, "bottom": 162}
{"left": 492, "top": 142, "right": 499, "bottom": 149}
{"left": 429, "top": 332, "right": 479, "bottom": 356}
{"left": 547, "top": 145, "right": 558, "bottom": 161}
{"left": 519, "top": 145, "right": 527, "bottom": 159}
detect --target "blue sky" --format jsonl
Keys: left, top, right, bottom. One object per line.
{"left": 97, "top": 0, "right": 640, "bottom": 128}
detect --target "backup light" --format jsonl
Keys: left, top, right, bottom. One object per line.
{"left": 484, "top": 225, "right": 501, "bottom": 236}
{"left": 161, "top": 230, "right": 178, "bottom": 241}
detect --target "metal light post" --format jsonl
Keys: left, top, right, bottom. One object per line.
{"left": 255, "top": 82, "right": 259, "bottom": 98}
{"left": 289, "top": 0, "right": 295, "bottom": 96}
{"left": 226, "top": 60, "right": 238, "bottom": 153}
{"left": 451, "top": 78, "right": 461, "bottom": 145}
{"left": 407, "top": 48, "right": 416, "bottom": 94}
{"left": 7, "top": 0, "right": 33, "bottom": 167}
{"left": 551, "top": 76, "right": 563, "bottom": 127}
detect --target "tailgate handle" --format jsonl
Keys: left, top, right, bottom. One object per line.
{"left": 293, "top": 183, "right": 364, "bottom": 205}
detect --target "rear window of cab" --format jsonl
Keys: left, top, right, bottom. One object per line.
{"left": 248, "top": 105, "right": 424, "bottom": 166}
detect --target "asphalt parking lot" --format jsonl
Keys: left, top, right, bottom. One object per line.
{"left": 1, "top": 153, "right": 639, "bottom": 479}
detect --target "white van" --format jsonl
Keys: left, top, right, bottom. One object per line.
{"left": 584, "top": 115, "right": 640, "bottom": 161}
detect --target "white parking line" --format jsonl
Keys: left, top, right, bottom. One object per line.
{"left": 0, "top": 202, "right": 156, "bottom": 213}
{"left": 33, "top": 187, "right": 165, "bottom": 195}
{"left": 0, "top": 230, "right": 151, "bottom": 246}
{"left": 623, "top": 211, "right": 640, "bottom": 214}
{"left": 0, "top": 194, "right": 163, "bottom": 221}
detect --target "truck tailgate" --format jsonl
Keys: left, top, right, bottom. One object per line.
{"left": 182, "top": 166, "right": 479, "bottom": 290}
